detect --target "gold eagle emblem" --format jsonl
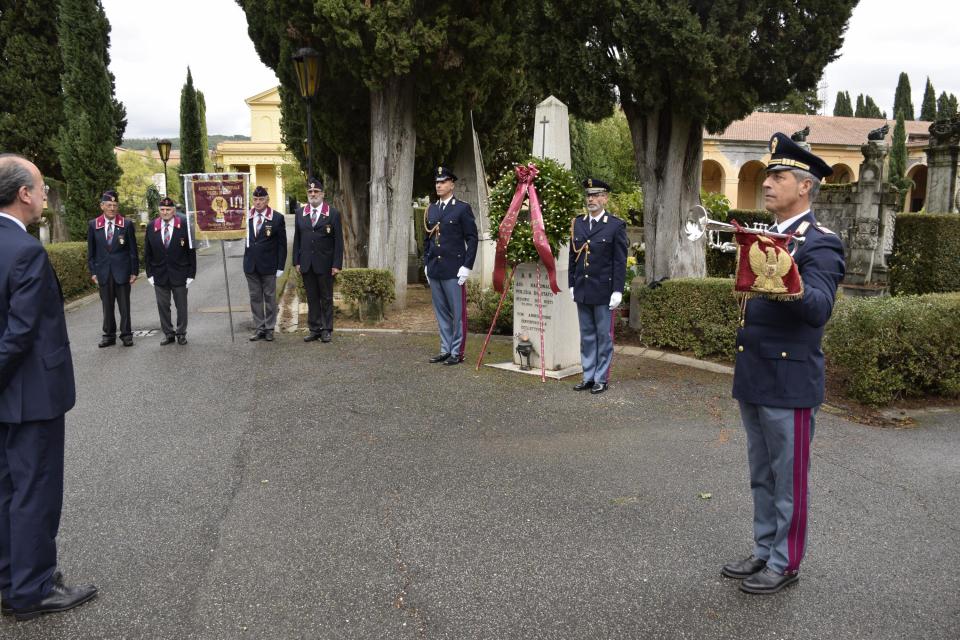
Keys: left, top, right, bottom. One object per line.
{"left": 747, "top": 236, "right": 792, "bottom": 294}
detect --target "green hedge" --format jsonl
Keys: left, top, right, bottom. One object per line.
{"left": 634, "top": 278, "right": 740, "bottom": 358}
{"left": 467, "top": 277, "right": 514, "bottom": 335}
{"left": 889, "top": 213, "right": 960, "bottom": 295}
{"left": 824, "top": 293, "right": 960, "bottom": 405}
{"left": 45, "top": 242, "right": 96, "bottom": 299}
{"left": 705, "top": 209, "right": 774, "bottom": 278}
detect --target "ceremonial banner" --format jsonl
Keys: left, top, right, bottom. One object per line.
{"left": 184, "top": 173, "right": 249, "bottom": 241}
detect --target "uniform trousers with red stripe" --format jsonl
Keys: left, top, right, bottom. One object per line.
{"left": 429, "top": 278, "right": 467, "bottom": 359}
{"left": 738, "top": 402, "right": 816, "bottom": 575}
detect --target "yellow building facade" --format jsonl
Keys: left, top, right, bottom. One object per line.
{"left": 214, "top": 87, "right": 293, "bottom": 209}
{"left": 702, "top": 112, "right": 931, "bottom": 212}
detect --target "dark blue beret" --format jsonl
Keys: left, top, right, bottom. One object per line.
{"left": 306, "top": 176, "right": 324, "bottom": 191}
{"left": 253, "top": 186, "right": 269, "bottom": 197}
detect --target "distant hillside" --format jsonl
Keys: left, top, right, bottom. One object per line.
{"left": 121, "top": 135, "right": 250, "bottom": 151}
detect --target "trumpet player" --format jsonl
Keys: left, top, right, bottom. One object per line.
{"left": 722, "top": 133, "right": 845, "bottom": 594}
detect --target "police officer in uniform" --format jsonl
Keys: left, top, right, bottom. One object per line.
{"left": 243, "top": 186, "right": 287, "bottom": 342}
{"left": 568, "top": 178, "right": 628, "bottom": 395}
{"left": 144, "top": 197, "right": 196, "bottom": 345}
{"left": 722, "top": 133, "right": 845, "bottom": 594}
{"left": 293, "top": 177, "right": 343, "bottom": 343}
{"left": 423, "top": 166, "right": 478, "bottom": 365}
{"left": 87, "top": 190, "right": 139, "bottom": 347}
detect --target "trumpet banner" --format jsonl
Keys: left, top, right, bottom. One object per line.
{"left": 732, "top": 220, "right": 804, "bottom": 302}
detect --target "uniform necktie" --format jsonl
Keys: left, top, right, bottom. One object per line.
{"left": 310, "top": 207, "right": 318, "bottom": 226}
{"left": 440, "top": 201, "right": 446, "bottom": 212}
{"left": 107, "top": 221, "right": 114, "bottom": 243}
{"left": 163, "top": 222, "right": 171, "bottom": 248}
{"left": 255, "top": 213, "right": 263, "bottom": 237}
{"left": 589, "top": 218, "right": 593, "bottom": 231}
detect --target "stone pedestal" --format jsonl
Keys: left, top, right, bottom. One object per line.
{"left": 924, "top": 116, "right": 960, "bottom": 213}
{"left": 504, "top": 256, "right": 581, "bottom": 378}
{"left": 531, "top": 96, "right": 572, "bottom": 169}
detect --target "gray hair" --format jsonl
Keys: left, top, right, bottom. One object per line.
{"left": 789, "top": 168, "right": 821, "bottom": 203}
{"left": 0, "top": 153, "right": 34, "bottom": 208}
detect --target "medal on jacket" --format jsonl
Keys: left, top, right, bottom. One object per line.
{"left": 325, "top": 224, "right": 332, "bottom": 234}
{"left": 180, "top": 238, "right": 186, "bottom": 247}
{"left": 265, "top": 225, "right": 272, "bottom": 237}
{"left": 119, "top": 235, "right": 125, "bottom": 246}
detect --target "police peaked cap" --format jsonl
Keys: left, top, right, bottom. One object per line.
{"left": 253, "top": 186, "right": 269, "bottom": 197}
{"left": 435, "top": 166, "right": 457, "bottom": 182}
{"left": 766, "top": 133, "right": 833, "bottom": 180}
{"left": 582, "top": 178, "right": 611, "bottom": 194}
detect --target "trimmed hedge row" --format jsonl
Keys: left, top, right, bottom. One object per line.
{"left": 889, "top": 213, "right": 960, "bottom": 295}
{"left": 635, "top": 279, "right": 960, "bottom": 405}
{"left": 45, "top": 242, "right": 96, "bottom": 299}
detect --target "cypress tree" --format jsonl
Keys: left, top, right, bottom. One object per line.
{"left": 864, "top": 95, "right": 884, "bottom": 119}
{"left": 58, "top": 0, "right": 123, "bottom": 240}
{"left": 0, "top": 0, "right": 64, "bottom": 179}
{"left": 197, "top": 90, "right": 210, "bottom": 170}
{"left": 889, "top": 110, "right": 910, "bottom": 212}
{"left": 920, "top": 78, "right": 937, "bottom": 121}
{"left": 939, "top": 92, "right": 959, "bottom": 119}
{"left": 94, "top": 0, "right": 126, "bottom": 144}
{"left": 833, "top": 90, "right": 853, "bottom": 117}
{"left": 178, "top": 68, "right": 205, "bottom": 176}
{"left": 855, "top": 94, "right": 866, "bottom": 117}
{"left": 892, "top": 72, "right": 914, "bottom": 121}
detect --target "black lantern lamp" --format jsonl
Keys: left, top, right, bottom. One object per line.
{"left": 516, "top": 334, "right": 534, "bottom": 371}
{"left": 292, "top": 47, "right": 321, "bottom": 177}
{"left": 156, "top": 139, "right": 172, "bottom": 195}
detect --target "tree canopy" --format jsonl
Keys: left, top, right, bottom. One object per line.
{"left": 833, "top": 90, "right": 854, "bottom": 117}
{"left": 892, "top": 72, "right": 914, "bottom": 121}
{"left": 920, "top": 78, "right": 937, "bottom": 122}
{"left": 855, "top": 93, "right": 884, "bottom": 119}
{"left": 757, "top": 88, "right": 822, "bottom": 115}
{"left": 178, "top": 68, "right": 206, "bottom": 177}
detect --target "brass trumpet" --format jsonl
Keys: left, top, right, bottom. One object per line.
{"left": 684, "top": 205, "right": 805, "bottom": 254}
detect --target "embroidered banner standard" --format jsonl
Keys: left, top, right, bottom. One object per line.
{"left": 187, "top": 174, "right": 249, "bottom": 240}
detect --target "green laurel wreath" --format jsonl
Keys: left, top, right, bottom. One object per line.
{"left": 487, "top": 156, "right": 584, "bottom": 264}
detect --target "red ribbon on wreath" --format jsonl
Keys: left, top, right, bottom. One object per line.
{"left": 492, "top": 163, "right": 561, "bottom": 294}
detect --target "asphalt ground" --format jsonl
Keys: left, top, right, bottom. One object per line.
{"left": 3, "top": 239, "right": 959, "bottom": 639}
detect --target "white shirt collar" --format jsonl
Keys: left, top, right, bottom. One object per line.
{"left": 773, "top": 210, "right": 810, "bottom": 234}
{"left": 0, "top": 211, "right": 27, "bottom": 232}
{"left": 440, "top": 196, "right": 454, "bottom": 207}
{"left": 589, "top": 209, "right": 605, "bottom": 223}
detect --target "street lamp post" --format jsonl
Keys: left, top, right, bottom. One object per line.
{"left": 291, "top": 47, "right": 321, "bottom": 177}
{"left": 156, "top": 139, "right": 172, "bottom": 196}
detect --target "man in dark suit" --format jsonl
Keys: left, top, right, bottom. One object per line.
{"left": 87, "top": 189, "right": 139, "bottom": 347}
{"left": 721, "top": 133, "right": 845, "bottom": 595}
{"left": 243, "top": 186, "right": 286, "bottom": 342}
{"left": 423, "top": 166, "right": 478, "bottom": 365}
{"left": 293, "top": 177, "right": 343, "bottom": 343}
{"left": 568, "top": 178, "right": 628, "bottom": 395}
{"left": 0, "top": 154, "right": 97, "bottom": 621}
{"left": 144, "top": 197, "right": 196, "bottom": 345}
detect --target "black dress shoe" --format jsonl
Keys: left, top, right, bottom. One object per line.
{"left": 304, "top": 333, "right": 321, "bottom": 342}
{"left": 739, "top": 567, "right": 799, "bottom": 594}
{"left": 160, "top": 336, "right": 175, "bottom": 346}
{"left": 249, "top": 332, "right": 264, "bottom": 341}
{"left": 3, "top": 571, "right": 63, "bottom": 615}
{"left": 121, "top": 337, "right": 133, "bottom": 347}
{"left": 176, "top": 335, "right": 188, "bottom": 345}
{"left": 12, "top": 576, "right": 97, "bottom": 621}
{"left": 429, "top": 352, "right": 451, "bottom": 363}
{"left": 443, "top": 354, "right": 463, "bottom": 366}
{"left": 98, "top": 338, "right": 115, "bottom": 348}
{"left": 320, "top": 330, "right": 332, "bottom": 343}
{"left": 263, "top": 332, "right": 274, "bottom": 342}
{"left": 721, "top": 555, "right": 766, "bottom": 579}
{"left": 573, "top": 380, "right": 595, "bottom": 391}
{"left": 590, "top": 382, "right": 608, "bottom": 394}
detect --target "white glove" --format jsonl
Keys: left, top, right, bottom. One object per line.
{"left": 186, "top": 278, "right": 194, "bottom": 288}
{"left": 147, "top": 276, "right": 154, "bottom": 286}
{"left": 424, "top": 265, "right": 430, "bottom": 285}
{"left": 457, "top": 266, "right": 470, "bottom": 286}
{"left": 569, "top": 287, "right": 575, "bottom": 301}
{"left": 275, "top": 269, "right": 284, "bottom": 278}
{"left": 609, "top": 291, "right": 623, "bottom": 310}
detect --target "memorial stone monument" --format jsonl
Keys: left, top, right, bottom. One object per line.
{"left": 924, "top": 115, "right": 960, "bottom": 213}
{"left": 494, "top": 96, "right": 582, "bottom": 378}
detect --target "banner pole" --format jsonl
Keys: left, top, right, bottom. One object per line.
{"left": 221, "top": 240, "right": 235, "bottom": 342}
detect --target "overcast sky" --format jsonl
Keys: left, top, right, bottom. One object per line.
{"left": 104, "top": 0, "right": 959, "bottom": 139}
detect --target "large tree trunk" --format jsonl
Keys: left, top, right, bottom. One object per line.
{"left": 334, "top": 154, "right": 370, "bottom": 268}
{"left": 624, "top": 105, "right": 705, "bottom": 282}
{"left": 369, "top": 76, "right": 416, "bottom": 308}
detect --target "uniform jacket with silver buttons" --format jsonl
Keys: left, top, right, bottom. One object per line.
{"left": 732, "top": 211, "right": 845, "bottom": 408}
{"left": 243, "top": 208, "right": 287, "bottom": 275}
{"left": 423, "top": 198, "right": 478, "bottom": 281}
{"left": 293, "top": 203, "right": 343, "bottom": 275}
{"left": 567, "top": 212, "right": 628, "bottom": 305}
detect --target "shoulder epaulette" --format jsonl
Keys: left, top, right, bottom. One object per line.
{"left": 815, "top": 222, "right": 836, "bottom": 235}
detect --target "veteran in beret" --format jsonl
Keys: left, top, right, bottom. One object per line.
{"left": 243, "top": 186, "right": 287, "bottom": 341}
{"left": 423, "top": 166, "right": 478, "bottom": 365}
{"left": 144, "top": 197, "right": 196, "bottom": 345}
{"left": 87, "top": 189, "right": 139, "bottom": 347}
{"left": 568, "top": 178, "right": 628, "bottom": 395}
{"left": 293, "top": 177, "right": 343, "bottom": 343}
{"left": 721, "top": 133, "right": 845, "bottom": 595}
